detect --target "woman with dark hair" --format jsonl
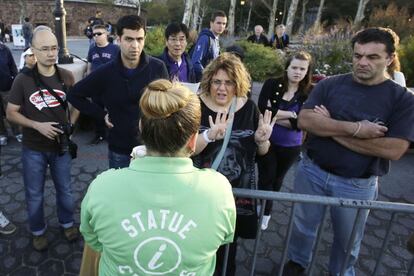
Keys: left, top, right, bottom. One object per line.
{"left": 257, "top": 51, "right": 313, "bottom": 230}
{"left": 193, "top": 52, "right": 275, "bottom": 275}
{"left": 80, "top": 80, "right": 236, "bottom": 276}
{"left": 384, "top": 28, "right": 406, "bottom": 87}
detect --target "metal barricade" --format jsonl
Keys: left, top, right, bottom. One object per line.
{"left": 220, "top": 188, "right": 414, "bottom": 276}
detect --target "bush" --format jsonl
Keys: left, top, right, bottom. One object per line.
{"left": 144, "top": 25, "right": 166, "bottom": 57}
{"left": 236, "top": 40, "right": 284, "bottom": 81}
{"left": 399, "top": 36, "right": 414, "bottom": 87}
{"left": 367, "top": 2, "right": 414, "bottom": 41}
{"left": 300, "top": 26, "right": 353, "bottom": 76}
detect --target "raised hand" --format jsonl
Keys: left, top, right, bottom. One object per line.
{"left": 254, "top": 110, "right": 276, "bottom": 144}
{"left": 206, "top": 112, "right": 234, "bottom": 141}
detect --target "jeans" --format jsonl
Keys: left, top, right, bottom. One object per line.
{"left": 288, "top": 155, "right": 378, "bottom": 276}
{"left": 22, "top": 147, "right": 74, "bottom": 235}
{"left": 108, "top": 149, "right": 130, "bottom": 169}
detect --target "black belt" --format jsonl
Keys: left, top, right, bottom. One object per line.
{"left": 306, "top": 151, "right": 372, "bottom": 179}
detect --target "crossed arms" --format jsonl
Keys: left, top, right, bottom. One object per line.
{"left": 298, "top": 107, "right": 410, "bottom": 161}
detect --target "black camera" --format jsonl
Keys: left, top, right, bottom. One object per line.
{"left": 54, "top": 123, "right": 73, "bottom": 156}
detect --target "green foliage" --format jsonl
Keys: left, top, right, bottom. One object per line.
{"left": 144, "top": 25, "right": 166, "bottom": 57}
{"left": 367, "top": 2, "right": 414, "bottom": 41}
{"left": 399, "top": 36, "right": 414, "bottom": 87}
{"left": 300, "top": 27, "right": 353, "bottom": 76}
{"left": 236, "top": 41, "right": 284, "bottom": 81}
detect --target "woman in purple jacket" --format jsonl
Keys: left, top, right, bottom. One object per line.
{"left": 257, "top": 51, "right": 313, "bottom": 230}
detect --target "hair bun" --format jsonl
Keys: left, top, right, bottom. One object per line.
{"left": 140, "top": 79, "right": 192, "bottom": 119}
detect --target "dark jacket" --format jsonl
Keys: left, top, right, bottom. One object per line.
{"left": 271, "top": 33, "right": 289, "bottom": 49}
{"left": 0, "top": 43, "right": 18, "bottom": 91}
{"left": 68, "top": 51, "right": 169, "bottom": 155}
{"left": 191, "top": 28, "right": 217, "bottom": 82}
{"left": 247, "top": 34, "right": 270, "bottom": 46}
{"left": 158, "top": 47, "right": 196, "bottom": 83}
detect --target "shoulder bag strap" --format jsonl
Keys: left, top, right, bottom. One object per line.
{"left": 211, "top": 97, "right": 237, "bottom": 170}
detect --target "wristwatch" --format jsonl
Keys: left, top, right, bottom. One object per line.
{"left": 291, "top": 111, "right": 298, "bottom": 119}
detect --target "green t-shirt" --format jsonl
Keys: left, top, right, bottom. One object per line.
{"left": 80, "top": 156, "right": 236, "bottom": 276}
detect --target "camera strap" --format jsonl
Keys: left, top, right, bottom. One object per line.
{"left": 31, "top": 64, "right": 71, "bottom": 123}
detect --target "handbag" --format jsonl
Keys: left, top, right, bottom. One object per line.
{"left": 211, "top": 98, "right": 258, "bottom": 239}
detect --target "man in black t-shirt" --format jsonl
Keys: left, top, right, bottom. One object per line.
{"left": 283, "top": 28, "right": 414, "bottom": 276}
{"left": 6, "top": 26, "right": 79, "bottom": 251}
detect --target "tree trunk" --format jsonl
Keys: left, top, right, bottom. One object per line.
{"left": 198, "top": 5, "right": 207, "bottom": 33}
{"left": 137, "top": 0, "right": 141, "bottom": 16}
{"left": 267, "top": 0, "right": 279, "bottom": 38}
{"left": 313, "top": 0, "right": 325, "bottom": 30}
{"left": 285, "top": 0, "right": 300, "bottom": 35}
{"left": 182, "top": 0, "right": 194, "bottom": 26}
{"left": 354, "top": 0, "right": 370, "bottom": 25}
{"left": 298, "top": 0, "right": 309, "bottom": 34}
{"left": 282, "top": 0, "right": 289, "bottom": 24}
{"left": 245, "top": 0, "right": 253, "bottom": 32}
{"left": 191, "top": 0, "right": 200, "bottom": 30}
{"left": 227, "top": 0, "right": 237, "bottom": 36}
{"left": 18, "top": 0, "right": 27, "bottom": 23}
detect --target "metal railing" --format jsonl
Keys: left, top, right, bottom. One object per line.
{"left": 221, "top": 188, "right": 414, "bottom": 276}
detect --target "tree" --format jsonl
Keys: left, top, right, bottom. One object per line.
{"left": 267, "top": 0, "right": 279, "bottom": 38}
{"left": 191, "top": 0, "right": 201, "bottom": 30}
{"left": 227, "top": 0, "right": 237, "bottom": 36}
{"left": 182, "top": 0, "right": 194, "bottom": 26}
{"left": 354, "top": 0, "right": 370, "bottom": 26}
{"left": 298, "top": 0, "right": 309, "bottom": 34}
{"left": 313, "top": 0, "right": 326, "bottom": 30}
{"left": 246, "top": 0, "right": 254, "bottom": 32}
{"left": 285, "top": 0, "right": 300, "bottom": 34}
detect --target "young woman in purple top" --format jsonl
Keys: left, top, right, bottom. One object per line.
{"left": 257, "top": 51, "right": 313, "bottom": 230}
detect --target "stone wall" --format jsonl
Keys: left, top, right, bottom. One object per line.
{"left": 0, "top": 0, "right": 143, "bottom": 36}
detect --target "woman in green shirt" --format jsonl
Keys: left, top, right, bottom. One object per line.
{"left": 80, "top": 79, "right": 236, "bottom": 276}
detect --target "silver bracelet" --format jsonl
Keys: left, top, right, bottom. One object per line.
{"left": 202, "top": 129, "right": 215, "bottom": 143}
{"left": 352, "top": 122, "right": 362, "bottom": 137}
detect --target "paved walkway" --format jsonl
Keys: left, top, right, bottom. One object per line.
{"left": 1, "top": 39, "right": 414, "bottom": 275}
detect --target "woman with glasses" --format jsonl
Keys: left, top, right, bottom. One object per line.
{"left": 193, "top": 52, "right": 275, "bottom": 276}
{"left": 257, "top": 51, "right": 313, "bottom": 230}
{"left": 80, "top": 79, "right": 236, "bottom": 276}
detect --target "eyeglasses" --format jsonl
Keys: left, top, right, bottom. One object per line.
{"left": 168, "top": 37, "right": 187, "bottom": 44}
{"left": 211, "top": 79, "right": 235, "bottom": 88}
{"left": 32, "top": 46, "right": 60, "bottom": 53}
{"left": 93, "top": 32, "right": 104, "bottom": 37}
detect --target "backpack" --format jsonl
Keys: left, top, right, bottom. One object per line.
{"left": 189, "top": 36, "right": 214, "bottom": 59}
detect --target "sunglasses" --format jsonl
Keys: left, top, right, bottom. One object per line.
{"left": 93, "top": 32, "right": 104, "bottom": 37}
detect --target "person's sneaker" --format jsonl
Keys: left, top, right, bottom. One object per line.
{"left": 89, "top": 135, "right": 104, "bottom": 145}
{"left": 15, "top": 134, "right": 23, "bottom": 143}
{"left": 261, "top": 215, "right": 271, "bottom": 230}
{"left": 0, "top": 213, "right": 17, "bottom": 235}
{"left": 407, "top": 233, "right": 414, "bottom": 254}
{"left": 282, "top": 260, "right": 306, "bottom": 276}
{"left": 63, "top": 226, "right": 79, "bottom": 242}
{"left": 33, "top": 234, "right": 48, "bottom": 251}
{"left": 0, "top": 135, "right": 8, "bottom": 146}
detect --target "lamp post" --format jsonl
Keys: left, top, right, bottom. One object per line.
{"left": 54, "top": 0, "right": 73, "bottom": 64}
{"left": 240, "top": 0, "right": 245, "bottom": 32}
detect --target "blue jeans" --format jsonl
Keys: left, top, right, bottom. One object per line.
{"left": 108, "top": 149, "right": 130, "bottom": 169}
{"left": 22, "top": 147, "right": 74, "bottom": 235}
{"left": 288, "top": 155, "right": 378, "bottom": 276}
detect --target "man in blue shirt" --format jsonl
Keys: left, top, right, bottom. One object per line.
{"left": 191, "top": 10, "right": 227, "bottom": 82}
{"left": 158, "top": 23, "right": 196, "bottom": 83}
{"left": 283, "top": 27, "right": 414, "bottom": 276}
{"left": 86, "top": 24, "right": 119, "bottom": 144}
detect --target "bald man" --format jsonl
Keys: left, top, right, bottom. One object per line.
{"left": 247, "top": 25, "right": 270, "bottom": 46}
{"left": 6, "top": 26, "right": 79, "bottom": 251}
